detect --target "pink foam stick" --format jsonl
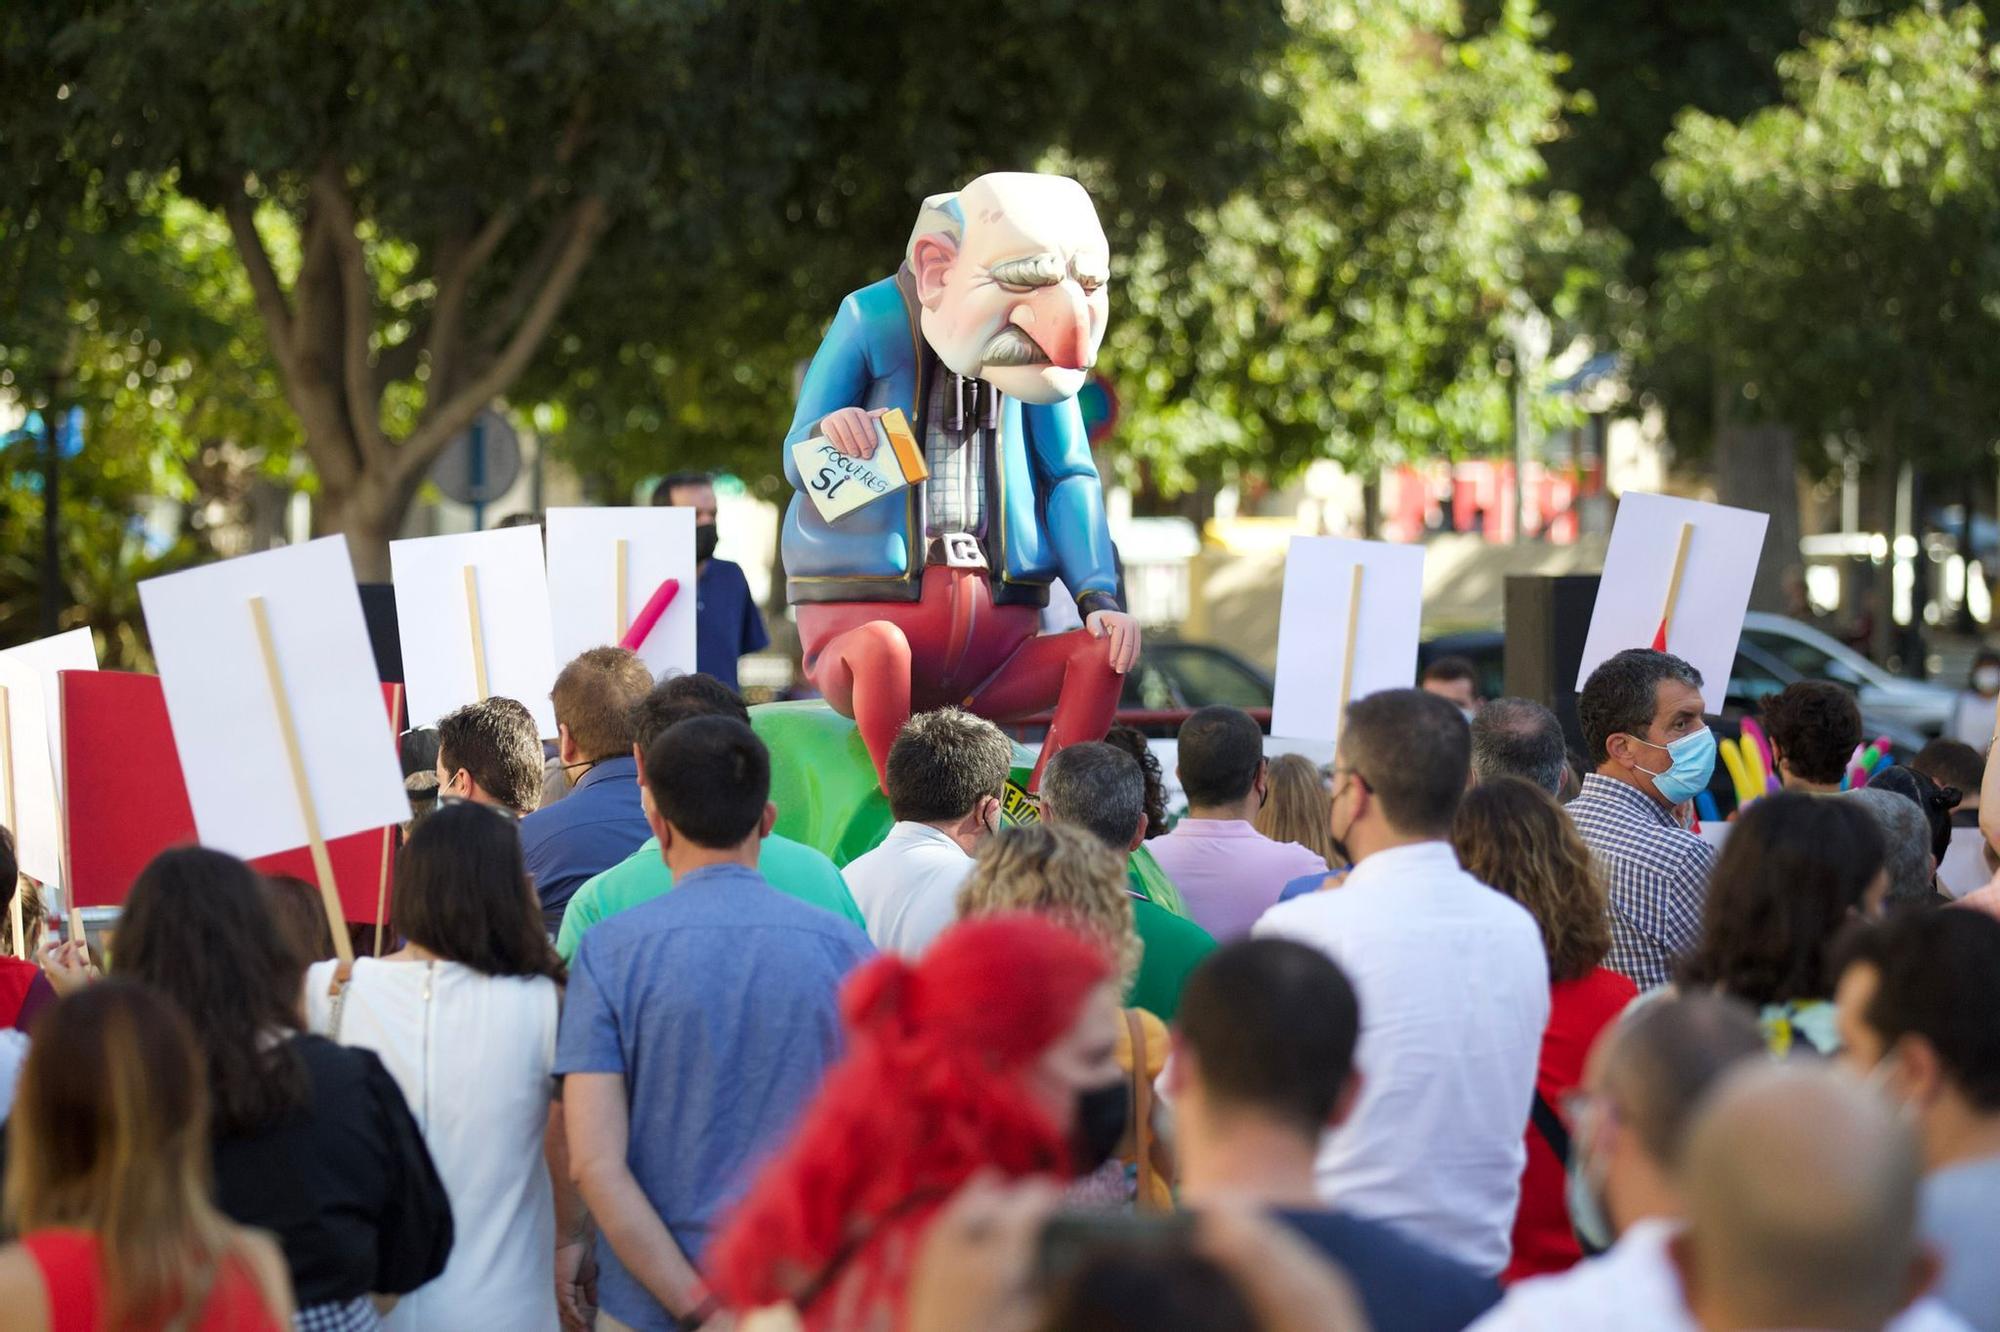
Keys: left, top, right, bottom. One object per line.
{"left": 1740, "top": 716, "right": 1775, "bottom": 779}
{"left": 619, "top": 577, "right": 680, "bottom": 652}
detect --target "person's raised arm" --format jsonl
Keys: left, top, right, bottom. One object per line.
{"left": 564, "top": 1071, "right": 708, "bottom": 1321}
{"left": 1980, "top": 692, "right": 2000, "bottom": 852}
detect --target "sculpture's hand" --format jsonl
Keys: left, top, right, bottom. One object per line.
{"left": 1087, "top": 609, "right": 1141, "bottom": 675}
{"left": 819, "top": 406, "right": 887, "bottom": 459}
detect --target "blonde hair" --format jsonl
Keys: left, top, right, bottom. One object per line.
{"left": 958, "top": 823, "right": 1140, "bottom": 987}
{"left": 1254, "top": 753, "right": 1339, "bottom": 870}
{"left": 6, "top": 981, "right": 252, "bottom": 1329}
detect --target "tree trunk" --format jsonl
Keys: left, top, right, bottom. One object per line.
{"left": 1713, "top": 421, "right": 1801, "bottom": 613}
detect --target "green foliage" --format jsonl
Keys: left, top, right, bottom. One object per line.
{"left": 1653, "top": 5, "right": 2000, "bottom": 473}
{"left": 1533, "top": 0, "right": 1918, "bottom": 282}
{"left": 0, "top": 176, "right": 297, "bottom": 659}
{"left": 1097, "top": 0, "right": 1621, "bottom": 491}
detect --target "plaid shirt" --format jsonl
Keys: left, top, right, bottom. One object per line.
{"left": 294, "top": 1298, "right": 380, "bottom": 1332}
{"left": 923, "top": 371, "right": 988, "bottom": 538}
{"left": 1566, "top": 773, "right": 1717, "bottom": 990}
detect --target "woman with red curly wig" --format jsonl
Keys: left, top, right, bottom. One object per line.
{"left": 707, "top": 913, "right": 1125, "bottom": 1329}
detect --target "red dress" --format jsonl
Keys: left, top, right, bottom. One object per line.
{"left": 0, "top": 956, "right": 52, "bottom": 1031}
{"left": 23, "top": 1228, "right": 280, "bottom": 1332}
{"left": 1502, "top": 966, "right": 1638, "bottom": 1285}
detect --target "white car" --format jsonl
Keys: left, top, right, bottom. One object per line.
{"left": 1738, "top": 612, "right": 1956, "bottom": 738}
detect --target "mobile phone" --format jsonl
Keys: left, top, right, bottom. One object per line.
{"left": 1034, "top": 1211, "right": 1196, "bottom": 1291}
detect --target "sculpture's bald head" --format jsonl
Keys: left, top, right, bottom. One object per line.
{"left": 1673, "top": 1063, "right": 1929, "bottom": 1332}
{"left": 907, "top": 171, "right": 1109, "bottom": 404}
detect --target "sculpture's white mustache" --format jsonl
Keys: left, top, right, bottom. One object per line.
{"left": 980, "top": 326, "right": 1053, "bottom": 367}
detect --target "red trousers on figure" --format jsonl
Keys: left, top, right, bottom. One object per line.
{"left": 798, "top": 566, "right": 1123, "bottom": 788}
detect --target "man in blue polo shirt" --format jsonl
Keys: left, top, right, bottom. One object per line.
{"left": 521, "top": 645, "right": 656, "bottom": 934}
{"left": 558, "top": 716, "right": 872, "bottom": 1330}
{"left": 653, "top": 472, "right": 769, "bottom": 692}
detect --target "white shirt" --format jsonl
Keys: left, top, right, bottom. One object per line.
{"left": 306, "top": 957, "right": 561, "bottom": 1332}
{"left": 1469, "top": 1218, "right": 1973, "bottom": 1332}
{"left": 1255, "top": 840, "right": 1550, "bottom": 1275}
{"left": 841, "top": 821, "right": 973, "bottom": 954}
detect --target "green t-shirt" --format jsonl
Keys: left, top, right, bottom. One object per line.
{"left": 1127, "top": 844, "right": 1191, "bottom": 919}
{"left": 556, "top": 831, "right": 866, "bottom": 961}
{"left": 1125, "top": 897, "right": 1216, "bottom": 1021}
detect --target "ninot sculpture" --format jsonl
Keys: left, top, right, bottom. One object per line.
{"left": 782, "top": 171, "right": 1139, "bottom": 786}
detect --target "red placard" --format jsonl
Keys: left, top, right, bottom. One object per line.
{"left": 61, "top": 671, "right": 405, "bottom": 920}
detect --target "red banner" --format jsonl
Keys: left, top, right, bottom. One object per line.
{"left": 61, "top": 671, "right": 404, "bottom": 920}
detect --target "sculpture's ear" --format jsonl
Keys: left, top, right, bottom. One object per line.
{"left": 912, "top": 232, "right": 959, "bottom": 310}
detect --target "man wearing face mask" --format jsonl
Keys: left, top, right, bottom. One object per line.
{"left": 652, "top": 472, "right": 768, "bottom": 693}
{"left": 840, "top": 708, "right": 1012, "bottom": 955}
{"left": 1567, "top": 649, "right": 1720, "bottom": 991}
{"left": 1836, "top": 910, "right": 2000, "bottom": 1330}
{"left": 1256, "top": 689, "right": 1549, "bottom": 1276}
{"left": 1466, "top": 996, "right": 1765, "bottom": 1331}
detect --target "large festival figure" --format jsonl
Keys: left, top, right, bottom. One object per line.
{"left": 782, "top": 172, "right": 1140, "bottom": 785}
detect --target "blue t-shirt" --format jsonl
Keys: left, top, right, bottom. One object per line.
{"left": 1278, "top": 867, "right": 1345, "bottom": 903}
{"left": 695, "top": 559, "right": 769, "bottom": 692}
{"left": 1277, "top": 1208, "right": 1499, "bottom": 1332}
{"left": 555, "top": 862, "right": 873, "bottom": 1331}
{"left": 521, "top": 755, "right": 650, "bottom": 933}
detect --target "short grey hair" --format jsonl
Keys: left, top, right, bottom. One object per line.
{"left": 1847, "top": 788, "right": 1935, "bottom": 907}
{"left": 906, "top": 191, "right": 966, "bottom": 269}
{"left": 1472, "top": 698, "right": 1569, "bottom": 796}
{"left": 1041, "top": 742, "right": 1145, "bottom": 853}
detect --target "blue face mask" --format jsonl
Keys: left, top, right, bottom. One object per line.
{"left": 1626, "top": 726, "right": 1717, "bottom": 806}
{"left": 1565, "top": 1136, "right": 1615, "bottom": 1254}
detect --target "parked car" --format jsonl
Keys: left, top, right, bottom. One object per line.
{"left": 1738, "top": 612, "right": 1954, "bottom": 738}
{"left": 1416, "top": 624, "right": 1928, "bottom": 817}
{"left": 1008, "top": 639, "right": 1276, "bottom": 818}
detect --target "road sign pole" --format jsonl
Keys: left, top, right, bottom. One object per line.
{"left": 469, "top": 418, "right": 487, "bottom": 531}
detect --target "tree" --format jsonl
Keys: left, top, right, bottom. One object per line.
{"left": 8, "top": 0, "right": 1290, "bottom": 576}
{"left": 1091, "top": 0, "right": 1620, "bottom": 496}
{"left": 0, "top": 157, "right": 299, "bottom": 660}
{"left": 1655, "top": 5, "right": 2000, "bottom": 622}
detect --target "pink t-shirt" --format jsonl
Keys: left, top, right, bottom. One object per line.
{"left": 1147, "top": 819, "right": 1330, "bottom": 940}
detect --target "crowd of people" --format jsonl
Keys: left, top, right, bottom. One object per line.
{"left": 0, "top": 639, "right": 1996, "bottom": 1331}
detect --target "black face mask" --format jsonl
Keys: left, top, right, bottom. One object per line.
{"left": 694, "top": 522, "right": 719, "bottom": 563}
{"left": 1070, "top": 1080, "right": 1129, "bottom": 1176}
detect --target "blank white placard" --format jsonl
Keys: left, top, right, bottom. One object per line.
{"left": 0, "top": 627, "right": 96, "bottom": 798}
{"left": 0, "top": 657, "right": 62, "bottom": 886}
{"left": 390, "top": 526, "right": 558, "bottom": 736}
{"left": 138, "top": 536, "right": 413, "bottom": 862}
{"left": 1272, "top": 537, "right": 1427, "bottom": 745}
{"left": 1575, "top": 492, "right": 1769, "bottom": 701}
{"left": 545, "top": 507, "right": 696, "bottom": 679}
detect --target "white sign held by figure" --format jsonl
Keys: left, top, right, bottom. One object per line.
{"left": 390, "top": 525, "right": 559, "bottom": 736}
{"left": 545, "top": 507, "right": 697, "bottom": 679}
{"left": 0, "top": 627, "right": 98, "bottom": 888}
{"left": 138, "top": 536, "right": 412, "bottom": 864}
{"left": 1272, "top": 537, "right": 1427, "bottom": 745}
{"left": 1576, "top": 492, "right": 1769, "bottom": 699}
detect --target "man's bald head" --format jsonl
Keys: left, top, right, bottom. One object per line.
{"left": 907, "top": 172, "right": 1110, "bottom": 405}
{"left": 1674, "top": 1064, "right": 1928, "bottom": 1332}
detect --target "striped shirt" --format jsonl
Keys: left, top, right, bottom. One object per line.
{"left": 1565, "top": 773, "right": 1716, "bottom": 990}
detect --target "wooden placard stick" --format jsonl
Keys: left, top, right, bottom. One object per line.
{"left": 463, "top": 565, "right": 491, "bottom": 701}
{"left": 249, "top": 596, "right": 354, "bottom": 966}
{"left": 0, "top": 684, "right": 19, "bottom": 961}
{"left": 1335, "top": 564, "right": 1365, "bottom": 736}
{"left": 372, "top": 682, "right": 404, "bottom": 959}
{"left": 614, "top": 539, "right": 631, "bottom": 642}
{"left": 1654, "top": 522, "right": 1694, "bottom": 652}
